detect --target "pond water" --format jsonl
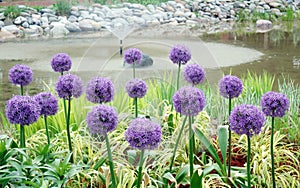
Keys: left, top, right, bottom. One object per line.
{"left": 0, "top": 25, "right": 299, "bottom": 112}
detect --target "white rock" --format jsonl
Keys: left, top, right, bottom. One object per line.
{"left": 3, "top": 25, "right": 20, "bottom": 34}
{"left": 79, "top": 19, "right": 101, "bottom": 31}
{"left": 14, "top": 16, "right": 27, "bottom": 25}
{"left": 68, "top": 15, "right": 78, "bottom": 23}
{"left": 50, "top": 22, "right": 69, "bottom": 38}
{"left": 256, "top": 19, "right": 272, "bottom": 32}
{"left": 65, "top": 22, "right": 81, "bottom": 32}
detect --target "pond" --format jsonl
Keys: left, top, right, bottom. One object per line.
{"left": 0, "top": 25, "right": 299, "bottom": 113}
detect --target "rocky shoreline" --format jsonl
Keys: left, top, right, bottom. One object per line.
{"left": 0, "top": 0, "right": 299, "bottom": 40}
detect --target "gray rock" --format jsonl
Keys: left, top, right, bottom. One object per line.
{"left": 269, "top": 2, "right": 282, "bottom": 8}
{"left": 249, "top": 3, "right": 256, "bottom": 10}
{"left": 22, "top": 22, "right": 29, "bottom": 28}
{"left": 14, "top": 16, "right": 27, "bottom": 25}
{"left": 0, "top": 21, "right": 4, "bottom": 28}
{"left": 70, "top": 10, "right": 80, "bottom": 17}
{"left": 68, "top": 15, "right": 78, "bottom": 23}
{"left": 136, "top": 54, "right": 154, "bottom": 67}
{"left": 41, "top": 8, "right": 55, "bottom": 14}
{"left": 256, "top": 19, "right": 272, "bottom": 32}
{"left": 20, "top": 12, "right": 31, "bottom": 17}
{"left": 263, "top": 4, "right": 271, "bottom": 10}
{"left": 50, "top": 22, "right": 69, "bottom": 38}
{"left": 65, "top": 22, "right": 81, "bottom": 32}
{"left": 79, "top": 19, "right": 101, "bottom": 31}
{"left": 0, "top": 13, "right": 5, "bottom": 20}
{"left": 40, "top": 17, "right": 49, "bottom": 28}
{"left": 80, "top": 10, "right": 92, "bottom": 19}
{"left": 3, "top": 25, "right": 20, "bottom": 34}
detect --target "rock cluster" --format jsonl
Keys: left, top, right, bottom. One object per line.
{"left": 0, "top": 0, "right": 299, "bottom": 39}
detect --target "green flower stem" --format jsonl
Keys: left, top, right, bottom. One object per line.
{"left": 60, "top": 72, "right": 68, "bottom": 122}
{"left": 66, "top": 98, "right": 73, "bottom": 163}
{"left": 20, "top": 125, "right": 25, "bottom": 147}
{"left": 105, "top": 134, "right": 117, "bottom": 188}
{"left": 188, "top": 115, "right": 194, "bottom": 179}
{"left": 169, "top": 116, "right": 187, "bottom": 172}
{"left": 133, "top": 63, "right": 136, "bottom": 79}
{"left": 176, "top": 63, "right": 181, "bottom": 91}
{"left": 247, "top": 135, "right": 251, "bottom": 188}
{"left": 44, "top": 115, "right": 50, "bottom": 145}
{"left": 20, "top": 85, "right": 25, "bottom": 148}
{"left": 271, "top": 116, "right": 276, "bottom": 188}
{"left": 228, "top": 97, "right": 232, "bottom": 177}
{"left": 137, "top": 149, "right": 145, "bottom": 188}
{"left": 134, "top": 97, "right": 138, "bottom": 118}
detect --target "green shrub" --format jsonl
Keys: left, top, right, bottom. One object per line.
{"left": 53, "top": 0, "right": 71, "bottom": 16}
{"left": 3, "top": 5, "right": 22, "bottom": 19}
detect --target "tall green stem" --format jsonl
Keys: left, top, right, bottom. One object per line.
{"left": 44, "top": 115, "right": 50, "bottom": 145}
{"left": 188, "top": 115, "right": 194, "bottom": 179}
{"left": 66, "top": 99, "right": 73, "bottom": 163}
{"left": 20, "top": 85, "right": 25, "bottom": 147}
{"left": 20, "top": 125, "right": 25, "bottom": 147}
{"left": 137, "top": 149, "right": 145, "bottom": 188}
{"left": 133, "top": 63, "right": 136, "bottom": 79}
{"left": 105, "top": 134, "right": 117, "bottom": 188}
{"left": 169, "top": 116, "right": 187, "bottom": 172}
{"left": 134, "top": 97, "right": 138, "bottom": 118}
{"left": 271, "top": 116, "right": 276, "bottom": 188}
{"left": 61, "top": 72, "right": 68, "bottom": 122}
{"left": 247, "top": 135, "right": 251, "bottom": 188}
{"left": 176, "top": 63, "right": 181, "bottom": 91}
{"left": 228, "top": 97, "right": 232, "bottom": 177}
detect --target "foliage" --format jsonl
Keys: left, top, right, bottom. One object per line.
{"left": 236, "top": 9, "right": 277, "bottom": 23}
{"left": 0, "top": 72, "right": 299, "bottom": 187}
{"left": 53, "top": 0, "right": 71, "bottom": 16}
{"left": 3, "top": 5, "right": 22, "bottom": 19}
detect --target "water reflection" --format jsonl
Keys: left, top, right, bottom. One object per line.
{"left": 201, "top": 25, "right": 300, "bottom": 85}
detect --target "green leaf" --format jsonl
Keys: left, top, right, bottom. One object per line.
{"left": 218, "top": 125, "right": 228, "bottom": 167}
{"left": 175, "top": 165, "right": 189, "bottom": 183}
{"left": 127, "top": 150, "right": 137, "bottom": 165}
{"left": 163, "top": 172, "right": 176, "bottom": 183}
{"left": 93, "top": 157, "right": 106, "bottom": 170}
{"left": 191, "top": 170, "right": 203, "bottom": 188}
{"left": 193, "top": 127, "right": 226, "bottom": 175}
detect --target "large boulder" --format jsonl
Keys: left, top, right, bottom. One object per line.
{"left": 50, "top": 22, "right": 69, "bottom": 38}
{"left": 256, "top": 19, "right": 272, "bottom": 33}
{"left": 78, "top": 19, "right": 101, "bottom": 31}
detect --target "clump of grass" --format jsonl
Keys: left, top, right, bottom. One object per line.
{"left": 3, "top": 5, "right": 22, "bottom": 19}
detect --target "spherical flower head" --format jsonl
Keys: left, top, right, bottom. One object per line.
{"left": 125, "top": 118, "right": 162, "bottom": 150}
{"left": 55, "top": 74, "right": 83, "bottom": 100}
{"left": 34, "top": 92, "right": 58, "bottom": 117}
{"left": 125, "top": 79, "right": 147, "bottom": 98}
{"left": 169, "top": 44, "right": 191, "bottom": 65}
{"left": 51, "top": 53, "right": 72, "bottom": 73}
{"left": 86, "top": 76, "right": 114, "bottom": 104}
{"left": 260, "top": 91, "right": 289, "bottom": 117}
{"left": 6, "top": 95, "right": 41, "bottom": 126}
{"left": 9, "top": 64, "right": 33, "bottom": 86}
{"left": 184, "top": 63, "right": 206, "bottom": 85}
{"left": 229, "top": 104, "right": 265, "bottom": 137}
{"left": 172, "top": 86, "right": 206, "bottom": 116}
{"left": 218, "top": 75, "right": 243, "bottom": 98}
{"left": 124, "top": 48, "right": 142, "bottom": 65}
{"left": 86, "top": 104, "right": 118, "bottom": 135}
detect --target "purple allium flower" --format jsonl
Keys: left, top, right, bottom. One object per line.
{"left": 8, "top": 64, "right": 33, "bottom": 86}
{"left": 125, "top": 79, "right": 147, "bottom": 98}
{"left": 86, "top": 104, "right": 118, "bottom": 135}
{"left": 34, "top": 92, "right": 58, "bottom": 117}
{"left": 260, "top": 91, "right": 289, "bottom": 117}
{"left": 184, "top": 63, "right": 206, "bottom": 85}
{"left": 172, "top": 86, "right": 206, "bottom": 116}
{"left": 55, "top": 74, "right": 83, "bottom": 100}
{"left": 124, "top": 48, "right": 142, "bottom": 65}
{"left": 169, "top": 45, "right": 191, "bottom": 65}
{"left": 229, "top": 104, "right": 265, "bottom": 137}
{"left": 6, "top": 95, "right": 41, "bottom": 126}
{"left": 125, "top": 118, "right": 162, "bottom": 150}
{"left": 218, "top": 75, "right": 243, "bottom": 99}
{"left": 86, "top": 76, "right": 114, "bottom": 104}
{"left": 51, "top": 53, "right": 72, "bottom": 73}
